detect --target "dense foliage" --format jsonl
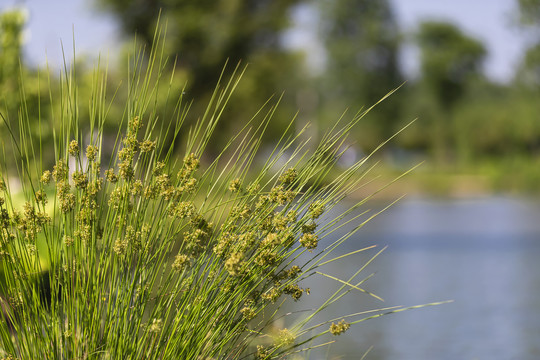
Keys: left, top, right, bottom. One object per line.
{"left": 1, "top": 1, "right": 540, "bottom": 192}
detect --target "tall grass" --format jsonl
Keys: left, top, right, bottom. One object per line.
{"left": 0, "top": 27, "right": 445, "bottom": 359}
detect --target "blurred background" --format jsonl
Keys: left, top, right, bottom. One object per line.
{"left": 1, "top": 0, "right": 540, "bottom": 358}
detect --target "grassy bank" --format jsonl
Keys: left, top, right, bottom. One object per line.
{"left": 350, "top": 155, "right": 540, "bottom": 200}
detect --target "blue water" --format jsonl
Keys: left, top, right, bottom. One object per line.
{"left": 284, "top": 197, "right": 540, "bottom": 360}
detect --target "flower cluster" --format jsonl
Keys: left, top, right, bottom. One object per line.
{"left": 228, "top": 178, "right": 241, "bottom": 192}
{"left": 299, "top": 233, "right": 318, "bottom": 250}
{"left": 68, "top": 140, "right": 79, "bottom": 156}
{"left": 308, "top": 201, "right": 325, "bottom": 219}
{"left": 278, "top": 168, "right": 297, "bottom": 186}
{"left": 0, "top": 187, "right": 49, "bottom": 254}
{"left": 148, "top": 318, "right": 163, "bottom": 334}
{"left": 177, "top": 153, "right": 199, "bottom": 193}
{"left": 275, "top": 328, "right": 295, "bottom": 347}
{"left": 329, "top": 319, "right": 350, "bottom": 336}
{"left": 240, "top": 299, "right": 257, "bottom": 320}
{"left": 283, "top": 283, "right": 310, "bottom": 301}
{"left": 255, "top": 345, "right": 270, "bottom": 360}
{"left": 40, "top": 170, "right": 51, "bottom": 184}
{"left": 172, "top": 254, "right": 190, "bottom": 272}
{"left": 86, "top": 145, "right": 98, "bottom": 162}
{"left": 140, "top": 140, "right": 156, "bottom": 153}
{"left": 183, "top": 215, "right": 213, "bottom": 257}
{"left": 225, "top": 251, "right": 244, "bottom": 276}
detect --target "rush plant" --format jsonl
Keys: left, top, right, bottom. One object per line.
{"left": 0, "top": 27, "right": 444, "bottom": 360}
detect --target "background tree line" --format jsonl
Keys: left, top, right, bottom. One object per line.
{"left": 2, "top": 0, "right": 540, "bottom": 191}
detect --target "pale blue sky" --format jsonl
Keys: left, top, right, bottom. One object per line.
{"left": 1, "top": 0, "right": 532, "bottom": 83}
{"left": 390, "top": 0, "right": 532, "bottom": 82}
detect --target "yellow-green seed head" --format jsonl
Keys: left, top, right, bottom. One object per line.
{"left": 113, "top": 238, "right": 128, "bottom": 256}
{"left": 225, "top": 251, "right": 244, "bottom": 276}
{"left": 68, "top": 140, "right": 79, "bottom": 156}
{"left": 105, "top": 169, "right": 118, "bottom": 183}
{"left": 228, "top": 178, "right": 241, "bottom": 192}
{"left": 183, "top": 153, "right": 200, "bottom": 171}
{"left": 299, "top": 233, "right": 318, "bottom": 250}
{"left": 52, "top": 160, "right": 68, "bottom": 182}
{"left": 86, "top": 145, "right": 98, "bottom": 162}
{"left": 329, "top": 319, "right": 350, "bottom": 336}
{"left": 128, "top": 116, "right": 143, "bottom": 134}
{"left": 148, "top": 318, "right": 162, "bottom": 333}
{"left": 309, "top": 201, "right": 325, "bottom": 219}
{"left": 140, "top": 140, "right": 156, "bottom": 152}
{"left": 72, "top": 171, "right": 88, "bottom": 189}
{"left": 172, "top": 254, "right": 190, "bottom": 272}
{"left": 275, "top": 328, "right": 295, "bottom": 347}
{"left": 240, "top": 306, "right": 257, "bottom": 320}
{"left": 278, "top": 168, "right": 297, "bottom": 185}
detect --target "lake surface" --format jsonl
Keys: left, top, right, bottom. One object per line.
{"left": 284, "top": 196, "right": 540, "bottom": 360}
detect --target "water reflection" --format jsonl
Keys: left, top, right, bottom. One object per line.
{"left": 285, "top": 197, "right": 540, "bottom": 360}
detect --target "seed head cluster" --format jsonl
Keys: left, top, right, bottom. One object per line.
{"left": 275, "top": 328, "right": 296, "bottom": 347}
{"left": 329, "top": 319, "right": 351, "bottom": 336}
{"left": 68, "top": 140, "right": 79, "bottom": 156}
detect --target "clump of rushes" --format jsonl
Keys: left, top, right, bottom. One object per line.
{"left": 0, "top": 27, "right": 447, "bottom": 360}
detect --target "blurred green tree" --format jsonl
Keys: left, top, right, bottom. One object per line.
{"left": 416, "top": 21, "right": 486, "bottom": 162}
{"left": 96, "top": 0, "right": 309, "bottom": 153}
{"left": 0, "top": 9, "right": 59, "bottom": 174}
{"left": 515, "top": 43, "right": 540, "bottom": 87}
{"left": 317, "top": 0, "right": 403, "bottom": 150}
{"left": 515, "top": 0, "right": 540, "bottom": 87}
{"left": 0, "top": 9, "right": 26, "bottom": 117}
{"left": 417, "top": 21, "right": 486, "bottom": 110}
{"left": 517, "top": 0, "right": 540, "bottom": 27}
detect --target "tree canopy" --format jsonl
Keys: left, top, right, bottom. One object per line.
{"left": 97, "top": 0, "right": 305, "bottom": 97}
{"left": 317, "top": 0, "right": 403, "bottom": 147}
{"left": 417, "top": 21, "right": 486, "bottom": 109}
